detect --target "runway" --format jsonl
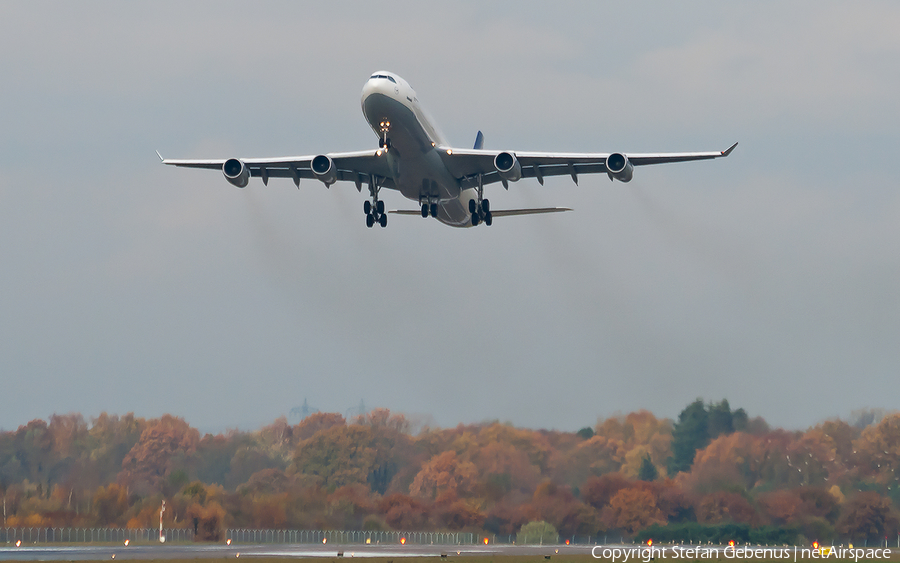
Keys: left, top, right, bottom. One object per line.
{"left": 0, "top": 542, "right": 596, "bottom": 561}
{"left": 0, "top": 543, "right": 799, "bottom": 561}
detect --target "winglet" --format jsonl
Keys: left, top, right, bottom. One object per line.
{"left": 156, "top": 150, "right": 164, "bottom": 162}
{"left": 473, "top": 131, "right": 484, "bottom": 150}
{"left": 722, "top": 142, "right": 738, "bottom": 157}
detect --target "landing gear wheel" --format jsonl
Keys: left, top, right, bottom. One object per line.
{"left": 468, "top": 199, "right": 477, "bottom": 214}
{"left": 430, "top": 203, "right": 438, "bottom": 218}
{"left": 379, "top": 213, "right": 388, "bottom": 227}
{"left": 376, "top": 200, "right": 385, "bottom": 215}
{"left": 421, "top": 204, "right": 429, "bottom": 218}
{"left": 364, "top": 200, "right": 372, "bottom": 215}
{"left": 482, "top": 199, "right": 490, "bottom": 213}
{"left": 485, "top": 211, "right": 493, "bottom": 226}
{"left": 366, "top": 213, "right": 375, "bottom": 228}
{"left": 472, "top": 214, "right": 480, "bottom": 226}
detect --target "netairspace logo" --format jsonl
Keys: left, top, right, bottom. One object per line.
{"left": 591, "top": 546, "right": 893, "bottom": 562}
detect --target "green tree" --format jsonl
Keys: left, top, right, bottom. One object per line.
{"left": 667, "top": 399, "right": 709, "bottom": 475}
{"left": 638, "top": 454, "right": 658, "bottom": 481}
{"left": 707, "top": 400, "right": 734, "bottom": 440}
{"left": 516, "top": 520, "right": 558, "bottom": 544}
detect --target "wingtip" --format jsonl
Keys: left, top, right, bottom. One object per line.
{"left": 722, "top": 142, "right": 738, "bottom": 157}
{"left": 155, "top": 150, "right": 164, "bottom": 163}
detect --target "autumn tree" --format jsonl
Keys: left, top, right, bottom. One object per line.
{"left": 601, "top": 486, "right": 665, "bottom": 534}
{"left": 379, "top": 493, "right": 429, "bottom": 530}
{"left": 92, "top": 483, "right": 129, "bottom": 525}
{"left": 582, "top": 473, "right": 631, "bottom": 510}
{"left": 757, "top": 490, "right": 803, "bottom": 525}
{"left": 695, "top": 491, "right": 759, "bottom": 526}
{"left": 293, "top": 412, "right": 346, "bottom": 442}
{"left": 410, "top": 451, "right": 477, "bottom": 499}
{"left": 119, "top": 414, "right": 199, "bottom": 494}
{"left": 837, "top": 492, "right": 899, "bottom": 543}
{"left": 292, "top": 425, "right": 377, "bottom": 489}
{"left": 855, "top": 413, "right": 900, "bottom": 486}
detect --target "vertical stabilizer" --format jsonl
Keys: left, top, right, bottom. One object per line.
{"left": 473, "top": 131, "right": 484, "bottom": 150}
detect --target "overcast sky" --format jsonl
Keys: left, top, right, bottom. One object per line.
{"left": 1, "top": 1, "right": 898, "bottom": 434}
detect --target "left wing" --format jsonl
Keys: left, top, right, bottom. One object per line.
{"left": 437, "top": 142, "right": 738, "bottom": 189}
{"left": 160, "top": 150, "right": 395, "bottom": 190}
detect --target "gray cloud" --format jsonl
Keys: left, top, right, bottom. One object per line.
{"left": 1, "top": 1, "right": 898, "bottom": 433}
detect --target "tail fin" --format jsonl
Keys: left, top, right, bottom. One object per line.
{"left": 473, "top": 131, "right": 484, "bottom": 150}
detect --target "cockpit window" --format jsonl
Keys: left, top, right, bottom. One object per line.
{"left": 370, "top": 74, "right": 397, "bottom": 83}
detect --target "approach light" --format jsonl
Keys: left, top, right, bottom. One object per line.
{"left": 227, "top": 539, "right": 232, "bottom": 546}
{"left": 401, "top": 537, "right": 407, "bottom": 545}
{"left": 124, "top": 539, "right": 129, "bottom": 546}
{"left": 729, "top": 540, "right": 735, "bottom": 547}
{"left": 647, "top": 540, "right": 652, "bottom": 547}
{"left": 813, "top": 542, "right": 819, "bottom": 550}
{"left": 566, "top": 539, "right": 570, "bottom": 545}
{"left": 484, "top": 538, "right": 489, "bottom": 545}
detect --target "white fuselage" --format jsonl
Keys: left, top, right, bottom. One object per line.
{"left": 360, "top": 71, "right": 478, "bottom": 227}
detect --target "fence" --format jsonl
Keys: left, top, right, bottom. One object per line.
{"left": 225, "top": 529, "right": 474, "bottom": 545}
{"left": 0, "top": 527, "right": 469, "bottom": 545}
{"left": 1, "top": 527, "right": 193, "bottom": 543}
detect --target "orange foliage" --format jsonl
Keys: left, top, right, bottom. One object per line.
{"left": 293, "top": 412, "right": 346, "bottom": 441}
{"left": 119, "top": 415, "right": 199, "bottom": 493}
{"left": 379, "top": 493, "right": 429, "bottom": 530}
{"left": 601, "top": 486, "right": 665, "bottom": 534}
{"left": 186, "top": 501, "right": 226, "bottom": 541}
{"left": 410, "top": 451, "right": 477, "bottom": 498}
{"left": 855, "top": 413, "right": 900, "bottom": 485}
{"left": 695, "top": 491, "right": 758, "bottom": 525}
{"left": 93, "top": 483, "right": 129, "bottom": 526}
{"left": 757, "top": 490, "right": 803, "bottom": 525}
{"left": 582, "top": 473, "right": 631, "bottom": 509}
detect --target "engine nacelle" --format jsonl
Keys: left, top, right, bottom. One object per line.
{"left": 311, "top": 154, "right": 337, "bottom": 185}
{"left": 223, "top": 158, "right": 250, "bottom": 188}
{"left": 606, "top": 153, "right": 634, "bottom": 183}
{"left": 494, "top": 151, "right": 522, "bottom": 182}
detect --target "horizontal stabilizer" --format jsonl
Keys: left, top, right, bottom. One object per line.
{"left": 491, "top": 207, "right": 572, "bottom": 217}
{"left": 389, "top": 207, "right": 572, "bottom": 217}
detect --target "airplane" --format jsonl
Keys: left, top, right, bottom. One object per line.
{"left": 159, "top": 71, "right": 736, "bottom": 229}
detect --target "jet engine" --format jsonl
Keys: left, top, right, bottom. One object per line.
{"left": 311, "top": 155, "right": 337, "bottom": 185}
{"left": 223, "top": 158, "right": 250, "bottom": 188}
{"left": 494, "top": 151, "right": 522, "bottom": 182}
{"left": 606, "top": 153, "right": 633, "bottom": 183}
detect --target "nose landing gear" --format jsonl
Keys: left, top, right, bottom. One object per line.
{"left": 378, "top": 121, "right": 392, "bottom": 150}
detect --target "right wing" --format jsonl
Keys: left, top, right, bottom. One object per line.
{"left": 438, "top": 143, "right": 738, "bottom": 189}
{"left": 160, "top": 150, "right": 395, "bottom": 190}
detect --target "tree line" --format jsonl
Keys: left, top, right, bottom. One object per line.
{"left": 1, "top": 401, "right": 898, "bottom": 544}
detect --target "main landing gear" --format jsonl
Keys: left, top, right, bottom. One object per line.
{"left": 365, "top": 177, "right": 387, "bottom": 228}
{"left": 420, "top": 200, "right": 439, "bottom": 219}
{"left": 469, "top": 198, "right": 492, "bottom": 226}
{"left": 469, "top": 174, "right": 492, "bottom": 226}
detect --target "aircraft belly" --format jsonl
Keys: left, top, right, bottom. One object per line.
{"left": 363, "top": 91, "right": 471, "bottom": 226}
